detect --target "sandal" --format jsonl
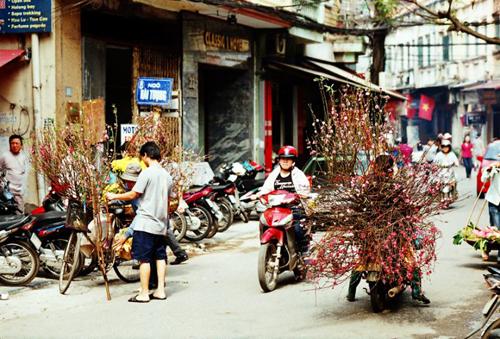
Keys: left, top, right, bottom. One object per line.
{"left": 128, "top": 295, "right": 150, "bottom": 303}
{"left": 149, "top": 293, "right": 167, "bottom": 300}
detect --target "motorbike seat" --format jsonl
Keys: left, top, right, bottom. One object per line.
{"left": 0, "top": 214, "right": 32, "bottom": 231}
{"left": 33, "top": 211, "right": 66, "bottom": 228}
{"left": 210, "top": 183, "right": 233, "bottom": 192}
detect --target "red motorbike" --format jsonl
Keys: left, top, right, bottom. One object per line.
{"left": 257, "top": 190, "right": 307, "bottom": 292}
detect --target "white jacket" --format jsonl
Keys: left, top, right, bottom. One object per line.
{"left": 482, "top": 165, "right": 500, "bottom": 206}
{"left": 259, "top": 167, "right": 311, "bottom": 196}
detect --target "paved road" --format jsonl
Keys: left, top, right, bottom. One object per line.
{"left": 0, "top": 169, "right": 495, "bottom": 338}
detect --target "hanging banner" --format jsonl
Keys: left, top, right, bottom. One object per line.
{"left": 136, "top": 77, "right": 173, "bottom": 106}
{"left": 0, "top": 0, "right": 52, "bottom": 34}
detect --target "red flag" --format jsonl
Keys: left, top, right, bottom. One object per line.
{"left": 405, "top": 94, "right": 417, "bottom": 119}
{"left": 418, "top": 94, "right": 435, "bottom": 121}
{"left": 384, "top": 99, "right": 398, "bottom": 121}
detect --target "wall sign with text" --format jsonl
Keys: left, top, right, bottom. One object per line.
{"left": 136, "top": 77, "right": 173, "bottom": 106}
{"left": 0, "top": 0, "right": 52, "bottom": 34}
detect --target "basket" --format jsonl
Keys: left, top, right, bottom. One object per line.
{"left": 65, "top": 200, "right": 93, "bottom": 232}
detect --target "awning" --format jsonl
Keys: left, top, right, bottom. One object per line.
{"left": 462, "top": 80, "right": 500, "bottom": 92}
{"left": 0, "top": 49, "right": 25, "bottom": 69}
{"left": 307, "top": 60, "right": 406, "bottom": 100}
{"left": 268, "top": 61, "right": 354, "bottom": 85}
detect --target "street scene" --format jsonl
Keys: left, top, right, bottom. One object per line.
{"left": 0, "top": 0, "right": 499, "bottom": 338}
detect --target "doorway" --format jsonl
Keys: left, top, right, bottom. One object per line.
{"left": 105, "top": 46, "right": 132, "bottom": 146}
{"left": 198, "top": 64, "right": 251, "bottom": 169}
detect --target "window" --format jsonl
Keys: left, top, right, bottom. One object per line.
{"left": 496, "top": 20, "right": 500, "bottom": 51}
{"left": 442, "top": 35, "right": 450, "bottom": 61}
{"left": 465, "top": 34, "right": 470, "bottom": 58}
{"left": 418, "top": 37, "right": 423, "bottom": 67}
{"left": 399, "top": 45, "right": 404, "bottom": 71}
{"left": 426, "top": 34, "right": 431, "bottom": 66}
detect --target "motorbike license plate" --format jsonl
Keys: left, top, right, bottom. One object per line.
{"left": 228, "top": 195, "right": 237, "bottom": 204}
{"left": 30, "top": 233, "right": 42, "bottom": 250}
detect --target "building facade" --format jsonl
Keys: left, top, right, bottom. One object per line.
{"left": 383, "top": 0, "right": 500, "bottom": 147}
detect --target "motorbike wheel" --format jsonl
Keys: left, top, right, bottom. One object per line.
{"left": 258, "top": 243, "right": 279, "bottom": 292}
{"left": 0, "top": 240, "right": 39, "bottom": 286}
{"left": 215, "top": 198, "right": 234, "bottom": 233}
{"left": 239, "top": 210, "right": 249, "bottom": 223}
{"left": 369, "top": 281, "right": 387, "bottom": 313}
{"left": 42, "top": 238, "right": 69, "bottom": 280}
{"left": 482, "top": 319, "right": 500, "bottom": 339}
{"left": 184, "top": 206, "right": 212, "bottom": 242}
{"left": 79, "top": 252, "right": 98, "bottom": 276}
{"left": 113, "top": 259, "right": 140, "bottom": 283}
{"left": 170, "top": 211, "right": 187, "bottom": 241}
{"left": 59, "top": 231, "right": 82, "bottom": 294}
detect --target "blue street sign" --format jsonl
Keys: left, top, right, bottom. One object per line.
{"left": 136, "top": 77, "right": 173, "bottom": 106}
{"left": 0, "top": 0, "right": 52, "bottom": 34}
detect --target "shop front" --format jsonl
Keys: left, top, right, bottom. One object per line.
{"left": 182, "top": 12, "right": 254, "bottom": 170}
{"left": 80, "top": 5, "right": 182, "bottom": 146}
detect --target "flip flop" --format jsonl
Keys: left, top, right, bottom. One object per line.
{"left": 128, "top": 295, "right": 150, "bottom": 303}
{"left": 149, "top": 294, "right": 167, "bottom": 300}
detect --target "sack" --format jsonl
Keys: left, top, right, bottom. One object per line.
{"left": 65, "top": 200, "right": 93, "bottom": 232}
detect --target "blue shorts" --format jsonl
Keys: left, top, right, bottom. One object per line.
{"left": 131, "top": 230, "right": 167, "bottom": 263}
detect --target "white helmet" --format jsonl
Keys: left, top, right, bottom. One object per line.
{"left": 441, "top": 139, "right": 451, "bottom": 147}
{"left": 442, "top": 133, "right": 452, "bottom": 140}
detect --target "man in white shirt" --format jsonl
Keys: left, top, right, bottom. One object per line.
{"left": 0, "top": 135, "right": 28, "bottom": 213}
{"left": 481, "top": 155, "right": 500, "bottom": 227}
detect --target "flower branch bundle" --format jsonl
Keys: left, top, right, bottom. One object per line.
{"left": 307, "top": 85, "right": 446, "bottom": 289}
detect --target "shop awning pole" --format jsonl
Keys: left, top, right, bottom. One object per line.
{"left": 31, "top": 33, "right": 46, "bottom": 204}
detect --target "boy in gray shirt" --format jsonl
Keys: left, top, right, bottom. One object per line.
{"left": 106, "top": 142, "right": 171, "bottom": 303}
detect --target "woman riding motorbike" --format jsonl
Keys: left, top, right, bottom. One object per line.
{"left": 251, "top": 146, "right": 311, "bottom": 253}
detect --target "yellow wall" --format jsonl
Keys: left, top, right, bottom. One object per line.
{"left": 0, "top": 0, "right": 77, "bottom": 205}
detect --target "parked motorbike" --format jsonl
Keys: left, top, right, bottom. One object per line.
{"left": 214, "top": 161, "right": 266, "bottom": 220}
{"left": 465, "top": 266, "right": 500, "bottom": 339}
{"left": 24, "top": 211, "right": 73, "bottom": 280}
{"left": 208, "top": 183, "right": 235, "bottom": 232}
{"left": 0, "top": 214, "right": 39, "bottom": 285}
{"left": 0, "top": 173, "right": 21, "bottom": 215}
{"left": 257, "top": 190, "right": 307, "bottom": 292}
{"left": 182, "top": 186, "right": 222, "bottom": 241}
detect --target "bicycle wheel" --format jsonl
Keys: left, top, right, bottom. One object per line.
{"left": 170, "top": 211, "right": 187, "bottom": 241}
{"left": 59, "top": 231, "right": 82, "bottom": 294}
{"left": 113, "top": 258, "right": 140, "bottom": 283}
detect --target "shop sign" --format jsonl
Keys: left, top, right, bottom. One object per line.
{"left": 136, "top": 77, "right": 173, "bottom": 106}
{"left": 466, "top": 114, "right": 486, "bottom": 125}
{"left": 480, "top": 90, "right": 497, "bottom": 105}
{"left": 120, "top": 124, "right": 137, "bottom": 145}
{"left": 0, "top": 0, "right": 51, "bottom": 33}
{"left": 204, "top": 31, "right": 250, "bottom": 52}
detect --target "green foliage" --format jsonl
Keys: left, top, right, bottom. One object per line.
{"left": 373, "top": 0, "right": 399, "bottom": 25}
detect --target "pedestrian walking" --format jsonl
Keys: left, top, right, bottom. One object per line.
{"left": 106, "top": 141, "right": 171, "bottom": 303}
{"left": 0, "top": 134, "right": 29, "bottom": 213}
{"left": 423, "top": 138, "right": 438, "bottom": 163}
{"left": 461, "top": 135, "right": 474, "bottom": 179}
